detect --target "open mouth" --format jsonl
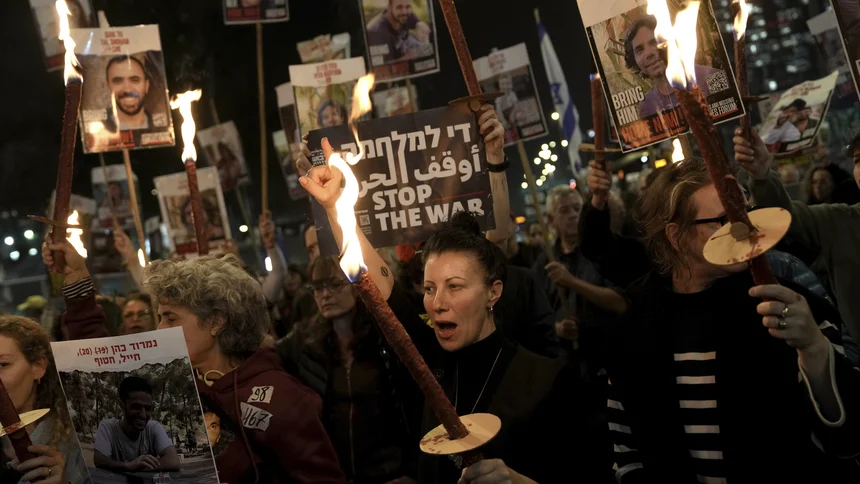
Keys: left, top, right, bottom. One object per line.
{"left": 434, "top": 321, "right": 457, "bottom": 340}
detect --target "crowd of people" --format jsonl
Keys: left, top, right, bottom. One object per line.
{"left": 2, "top": 104, "right": 859, "bottom": 483}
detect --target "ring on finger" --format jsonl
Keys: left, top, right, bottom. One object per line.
{"left": 777, "top": 318, "right": 787, "bottom": 330}
{"left": 781, "top": 306, "right": 789, "bottom": 318}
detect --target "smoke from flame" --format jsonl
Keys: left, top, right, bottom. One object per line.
{"left": 346, "top": 74, "right": 376, "bottom": 166}
{"left": 66, "top": 210, "right": 87, "bottom": 258}
{"left": 170, "top": 90, "right": 203, "bottom": 163}
{"left": 648, "top": 0, "right": 700, "bottom": 90}
{"left": 672, "top": 138, "right": 685, "bottom": 163}
{"left": 56, "top": 0, "right": 81, "bottom": 84}
{"left": 733, "top": 0, "right": 751, "bottom": 41}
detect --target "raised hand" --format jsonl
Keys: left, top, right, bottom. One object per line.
{"left": 479, "top": 104, "right": 505, "bottom": 165}
{"left": 299, "top": 138, "right": 344, "bottom": 211}
{"left": 587, "top": 160, "right": 611, "bottom": 209}
{"left": 733, "top": 127, "right": 771, "bottom": 180}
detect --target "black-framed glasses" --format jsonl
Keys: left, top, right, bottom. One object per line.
{"left": 693, "top": 205, "right": 759, "bottom": 227}
{"left": 307, "top": 278, "right": 349, "bottom": 295}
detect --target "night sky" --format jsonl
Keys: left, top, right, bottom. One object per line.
{"left": 0, "top": 0, "right": 594, "bottom": 230}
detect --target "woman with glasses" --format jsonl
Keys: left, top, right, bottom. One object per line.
{"left": 604, "top": 158, "right": 860, "bottom": 482}
{"left": 277, "top": 255, "right": 429, "bottom": 483}
{"left": 119, "top": 293, "right": 155, "bottom": 334}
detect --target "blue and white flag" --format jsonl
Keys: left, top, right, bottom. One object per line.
{"left": 536, "top": 9, "right": 584, "bottom": 175}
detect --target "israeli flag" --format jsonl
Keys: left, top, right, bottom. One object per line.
{"left": 536, "top": 9, "right": 584, "bottom": 175}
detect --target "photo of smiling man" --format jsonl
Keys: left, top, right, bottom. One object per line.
{"left": 72, "top": 25, "right": 175, "bottom": 153}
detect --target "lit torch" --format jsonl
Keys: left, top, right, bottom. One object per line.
{"left": 672, "top": 138, "right": 685, "bottom": 163}
{"left": 48, "top": 0, "right": 84, "bottom": 273}
{"left": 66, "top": 210, "right": 87, "bottom": 258}
{"left": 170, "top": 90, "right": 208, "bottom": 255}
{"left": 732, "top": 0, "right": 752, "bottom": 140}
{"left": 322, "top": 76, "right": 497, "bottom": 468}
{"left": 649, "top": 0, "right": 784, "bottom": 285}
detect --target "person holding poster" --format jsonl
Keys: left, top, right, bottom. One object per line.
{"left": 0, "top": 316, "right": 90, "bottom": 484}
{"left": 474, "top": 44, "right": 548, "bottom": 145}
{"left": 71, "top": 25, "right": 175, "bottom": 153}
{"left": 579, "top": 0, "right": 743, "bottom": 150}
{"left": 43, "top": 241, "right": 347, "bottom": 483}
{"left": 289, "top": 58, "right": 366, "bottom": 136}
{"left": 360, "top": 0, "right": 440, "bottom": 81}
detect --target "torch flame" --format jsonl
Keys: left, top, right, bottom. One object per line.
{"left": 345, "top": 74, "right": 376, "bottom": 166}
{"left": 732, "top": 0, "right": 751, "bottom": 41}
{"left": 672, "top": 138, "right": 685, "bottom": 163}
{"left": 648, "top": 0, "right": 700, "bottom": 90}
{"left": 170, "top": 90, "right": 203, "bottom": 163}
{"left": 330, "top": 152, "right": 366, "bottom": 280}
{"left": 56, "top": 0, "right": 81, "bottom": 84}
{"left": 137, "top": 249, "right": 146, "bottom": 267}
{"left": 66, "top": 210, "right": 87, "bottom": 258}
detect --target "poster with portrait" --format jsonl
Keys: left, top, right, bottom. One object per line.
{"left": 91, "top": 165, "right": 139, "bottom": 230}
{"left": 273, "top": 130, "right": 306, "bottom": 200}
{"left": 358, "top": 0, "right": 440, "bottom": 81}
{"left": 371, "top": 84, "right": 419, "bottom": 117}
{"left": 289, "top": 57, "right": 367, "bottom": 136}
{"left": 70, "top": 25, "right": 175, "bottom": 153}
{"left": 831, "top": 0, "right": 860, "bottom": 98}
{"left": 474, "top": 43, "right": 548, "bottom": 147}
{"left": 223, "top": 0, "right": 288, "bottom": 24}
{"left": 28, "top": 0, "right": 94, "bottom": 72}
{"left": 51, "top": 328, "right": 219, "bottom": 484}
{"left": 757, "top": 71, "right": 839, "bottom": 155}
{"left": 306, "top": 103, "right": 494, "bottom": 248}
{"left": 809, "top": 8, "right": 858, "bottom": 107}
{"left": 578, "top": 0, "right": 744, "bottom": 151}
{"left": 153, "top": 167, "right": 232, "bottom": 258}
{"left": 196, "top": 121, "right": 250, "bottom": 192}
{"left": 297, "top": 33, "right": 351, "bottom": 63}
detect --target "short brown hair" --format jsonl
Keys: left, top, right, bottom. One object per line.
{"left": 635, "top": 158, "right": 712, "bottom": 275}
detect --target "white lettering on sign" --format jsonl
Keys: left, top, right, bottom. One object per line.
{"left": 248, "top": 386, "right": 274, "bottom": 404}
{"left": 240, "top": 403, "right": 273, "bottom": 431}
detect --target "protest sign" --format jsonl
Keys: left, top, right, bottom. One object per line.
{"left": 223, "top": 0, "right": 288, "bottom": 24}
{"left": 289, "top": 58, "right": 367, "bottom": 136}
{"left": 273, "top": 130, "right": 306, "bottom": 200}
{"left": 474, "top": 43, "right": 548, "bottom": 146}
{"left": 831, "top": 0, "right": 860, "bottom": 99}
{"left": 52, "top": 328, "right": 219, "bottom": 484}
{"left": 153, "top": 167, "right": 231, "bottom": 257}
{"left": 758, "top": 71, "right": 839, "bottom": 154}
{"left": 91, "top": 164, "right": 139, "bottom": 230}
{"left": 578, "top": 0, "right": 743, "bottom": 151}
{"left": 28, "top": 0, "right": 93, "bottom": 72}
{"left": 197, "top": 121, "right": 250, "bottom": 192}
{"left": 359, "top": 0, "right": 440, "bottom": 81}
{"left": 809, "top": 7, "right": 858, "bottom": 106}
{"left": 372, "top": 84, "right": 419, "bottom": 117}
{"left": 306, "top": 103, "right": 494, "bottom": 248}
{"left": 70, "top": 25, "right": 175, "bottom": 153}
{"left": 297, "top": 33, "right": 351, "bottom": 63}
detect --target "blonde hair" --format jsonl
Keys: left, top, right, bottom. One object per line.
{"left": 144, "top": 254, "right": 268, "bottom": 359}
{"left": 0, "top": 315, "right": 74, "bottom": 447}
{"left": 635, "top": 158, "right": 712, "bottom": 275}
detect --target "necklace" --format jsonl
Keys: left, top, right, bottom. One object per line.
{"left": 454, "top": 348, "right": 503, "bottom": 414}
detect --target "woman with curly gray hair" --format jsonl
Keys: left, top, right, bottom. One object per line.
{"left": 46, "top": 241, "right": 346, "bottom": 484}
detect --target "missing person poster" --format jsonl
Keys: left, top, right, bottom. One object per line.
{"left": 359, "top": 0, "right": 440, "bottom": 81}
{"left": 372, "top": 84, "right": 419, "bottom": 117}
{"left": 297, "top": 33, "right": 351, "bottom": 63}
{"left": 29, "top": 0, "right": 93, "bottom": 72}
{"left": 289, "top": 57, "right": 367, "bottom": 136}
{"left": 223, "top": 0, "right": 288, "bottom": 24}
{"left": 578, "top": 0, "right": 744, "bottom": 151}
{"left": 153, "top": 167, "right": 231, "bottom": 257}
{"left": 91, "top": 164, "right": 139, "bottom": 230}
{"left": 831, "top": 0, "right": 860, "bottom": 99}
{"left": 70, "top": 25, "right": 175, "bottom": 153}
{"left": 758, "top": 70, "right": 839, "bottom": 154}
{"left": 51, "top": 328, "right": 219, "bottom": 484}
{"left": 306, "top": 103, "right": 494, "bottom": 248}
{"left": 474, "top": 43, "right": 548, "bottom": 147}
{"left": 197, "top": 121, "right": 250, "bottom": 192}
{"left": 273, "top": 130, "right": 306, "bottom": 200}
{"left": 809, "top": 7, "right": 858, "bottom": 106}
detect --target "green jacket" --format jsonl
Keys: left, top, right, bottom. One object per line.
{"left": 750, "top": 170, "right": 860, "bottom": 341}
